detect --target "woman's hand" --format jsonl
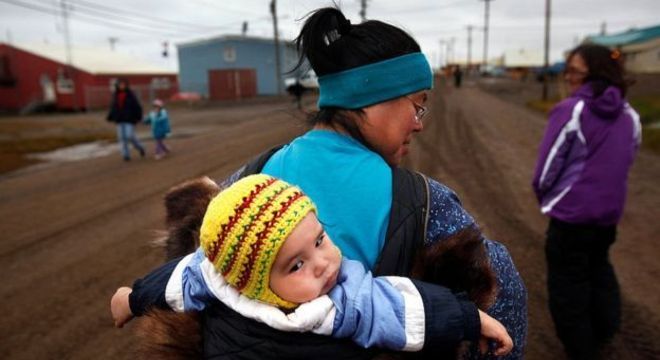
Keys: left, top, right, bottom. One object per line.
{"left": 111, "top": 287, "right": 134, "bottom": 328}
{"left": 478, "top": 309, "right": 513, "bottom": 356}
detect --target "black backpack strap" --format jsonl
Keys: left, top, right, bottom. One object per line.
{"left": 373, "top": 168, "right": 429, "bottom": 277}
{"left": 239, "top": 144, "right": 286, "bottom": 178}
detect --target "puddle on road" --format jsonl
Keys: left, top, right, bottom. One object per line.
{"left": 27, "top": 126, "right": 209, "bottom": 163}
{"left": 28, "top": 141, "right": 118, "bottom": 162}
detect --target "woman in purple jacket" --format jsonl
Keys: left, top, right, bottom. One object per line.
{"left": 532, "top": 44, "right": 641, "bottom": 360}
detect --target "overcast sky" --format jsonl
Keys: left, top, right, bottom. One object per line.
{"left": 1, "top": 0, "right": 658, "bottom": 71}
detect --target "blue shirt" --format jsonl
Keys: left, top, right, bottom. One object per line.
{"left": 263, "top": 130, "right": 392, "bottom": 270}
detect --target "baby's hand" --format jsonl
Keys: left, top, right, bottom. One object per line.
{"left": 478, "top": 309, "right": 513, "bottom": 356}
{"left": 110, "top": 287, "right": 134, "bottom": 328}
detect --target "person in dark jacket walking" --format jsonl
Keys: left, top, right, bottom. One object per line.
{"left": 107, "top": 79, "right": 146, "bottom": 161}
{"left": 453, "top": 66, "right": 463, "bottom": 88}
{"left": 532, "top": 44, "right": 641, "bottom": 360}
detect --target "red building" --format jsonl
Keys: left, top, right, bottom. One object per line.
{"left": 0, "top": 43, "right": 178, "bottom": 112}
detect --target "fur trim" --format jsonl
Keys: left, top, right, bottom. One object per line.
{"left": 135, "top": 177, "right": 219, "bottom": 359}
{"left": 411, "top": 226, "right": 498, "bottom": 309}
{"left": 134, "top": 309, "right": 201, "bottom": 360}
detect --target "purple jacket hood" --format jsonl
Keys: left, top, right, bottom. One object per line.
{"left": 574, "top": 82, "right": 624, "bottom": 120}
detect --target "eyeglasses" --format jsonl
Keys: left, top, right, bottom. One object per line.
{"left": 405, "top": 96, "right": 428, "bottom": 122}
{"left": 563, "top": 67, "right": 588, "bottom": 78}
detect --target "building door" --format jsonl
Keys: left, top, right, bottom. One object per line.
{"left": 208, "top": 68, "right": 257, "bottom": 100}
{"left": 40, "top": 74, "right": 55, "bottom": 104}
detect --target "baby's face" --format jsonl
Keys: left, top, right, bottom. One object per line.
{"left": 269, "top": 213, "right": 342, "bottom": 304}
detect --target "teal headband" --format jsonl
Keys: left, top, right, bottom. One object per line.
{"left": 317, "top": 52, "right": 433, "bottom": 109}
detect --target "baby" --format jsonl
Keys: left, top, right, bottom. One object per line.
{"left": 112, "top": 174, "right": 512, "bottom": 355}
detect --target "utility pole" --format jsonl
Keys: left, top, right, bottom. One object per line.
{"left": 270, "top": 0, "right": 282, "bottom": 95}
{"left": 480, "top": 0, "right": 494, "bottom": 73}
{"left": 242, "top": 21, "right": 248, "bottom": 36}
{"left": 466, "top": 25, "right": 474, "bottom": 70}
{"left": 438, "top": 39, "right": 446, "bottom": 69}
{"left": 542, "top": 0, "right": 551, "bottom": 101}
{"left": 449, "top": 37, "right": 456, "bottom": 64}
{"left": 360, "top": 0, "right": 368, "bottom": 22}
{"left": 108, "top": 37, "right": 118, "bottom": 51}
{"left": 60, "top": 0, "right": 77, "bottom": 109}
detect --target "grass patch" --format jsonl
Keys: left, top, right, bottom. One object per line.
{"left": 0, "top": 129, "right": 115, "bottom": 174}
{"left": 527, "top": 99, "right": 560, "bottom": 114}
{"left": 0, "top": 132, "right": 114, "bottom": 154}
{"left": 642, "top": 126, "right": 660, "bottom": 154}
{"left": 629, "top": 96, "right": 660, "bottom": 125}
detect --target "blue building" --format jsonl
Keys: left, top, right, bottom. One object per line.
{"left": 177, "top": 35, "right": 299, "bottom": 97}
{"left": 585, "top": 24, "right": 660, "bottom": 74}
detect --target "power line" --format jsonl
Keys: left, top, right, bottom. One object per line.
{"left": 374, "top": 0, "right": 475, "bottom": 16}
{"left": 191, "top": 0, "right": 258, "bottom": 17}
{"left": 1, "top": 0, "right": 262, "bottom": 39}
{"left": 67, "top": 0, "right": 224, "bottom": 31}
{"left": 0, "top": 0, "right": 199, "bottom": 37}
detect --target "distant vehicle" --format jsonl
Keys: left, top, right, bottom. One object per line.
{"left": 534, "top": 61, "right": 565, "bottom": 82}
{"left": 285, "top": 70, "right": 319, "bottom": 92}
{"left": 480, "top": 64, "right": 506, "bottom": 77}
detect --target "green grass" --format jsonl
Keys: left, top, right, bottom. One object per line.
{"left": 0, "top": 131, "right": 115, "bottom": 175}
{"left": 642, "top": 126, "right": 660, "bottom": 154}
{"left": 629, "top": 96, "right": 660, "bottom": 125}
{"left": 526, "top": 99, "right": 560, "bottom": 114}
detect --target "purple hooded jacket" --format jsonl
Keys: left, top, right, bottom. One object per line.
{"left": 532, "top": 82, "right": 641, "bottom": 226}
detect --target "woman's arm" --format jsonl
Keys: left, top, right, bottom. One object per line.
{"left": 532, "top": 100, "right": 585, "bottom": 201}
{"left": 330, "top": 259, "right": 483, "bottom": 352}
{"left": 421, "top": 177, "right": 526, "bottom": 358}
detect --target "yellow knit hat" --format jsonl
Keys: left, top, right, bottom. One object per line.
{"left": 200, "top": 174, "right": 316, "bottom": 309}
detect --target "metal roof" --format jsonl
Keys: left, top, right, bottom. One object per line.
{"left": 4, "top": 43, "right": 175, "bottom": 75}
{"left": 586, "top": 24, "right": 660, "bottom": 47}
{"left": 177, "top": 34, "right": 294, "bottom": 49}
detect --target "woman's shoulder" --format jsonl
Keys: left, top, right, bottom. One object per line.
{"left": 549, "top": 95, "right": 583, "bottom": 119}
{"left": 423, "top": 176, "right": 476, "bottom": 243}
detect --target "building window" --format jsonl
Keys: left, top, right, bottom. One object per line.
{"left": 151, "top": 77, "right": 171, "bottom": 89}
{"left": 223, "top": 46, "right": 236, "bottom": 63}
{"left": 56, "top": 68, "right": 75, "bottom": 94}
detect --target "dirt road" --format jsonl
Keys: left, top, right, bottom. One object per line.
{"left": 1, "top": 86, "right": 658, "bottom": 359}
{"left": 0, "top": 101, "right": 307, "bottom": 359}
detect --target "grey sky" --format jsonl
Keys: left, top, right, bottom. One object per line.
{"left": 1, "top": 0, "right": 658, "bottom": 71}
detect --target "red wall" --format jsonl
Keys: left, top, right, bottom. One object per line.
{"left": 0, "top": 44, "right": 88, "bottom": 111}
{"left": 0, "top": 44, "right": 178, "bottom": 112}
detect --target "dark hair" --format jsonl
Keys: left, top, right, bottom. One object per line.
{"left": 114, "top": 78, "right": 130, "bottom": 92}
{"left": 568, "top": 44, "right": 628, "bottom": 97}
{"left": 293, "top": 7, "right": 421, "bottom": 145}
